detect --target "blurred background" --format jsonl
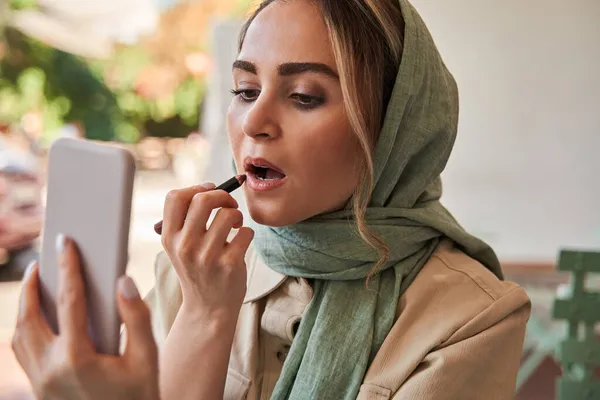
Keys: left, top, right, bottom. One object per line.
{"left": 0, "top": 0, "right": 597, "bottom": 399}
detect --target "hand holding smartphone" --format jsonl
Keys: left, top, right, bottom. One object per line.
{"left": 39, "top": 138, "right": 135, "bottom": 355}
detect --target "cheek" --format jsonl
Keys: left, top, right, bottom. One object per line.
{"left": 226, "top": 107, "right": 244, "bottom": 169}
{"left": 291, "top": 115, "right": 361, "bottom": 200}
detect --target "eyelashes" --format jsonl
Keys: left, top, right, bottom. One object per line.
{"left": 230, "top": 89, "right": 325, "bottom": 111}
{"left": 290, "top": 93, "right": 325, "bottom": 110}
{"left": 230, "top": 89, "right": 259, "bottom": 102}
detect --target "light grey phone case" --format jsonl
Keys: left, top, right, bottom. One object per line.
{"left": 39, "top": 138, "right": 135, "bottom": 355}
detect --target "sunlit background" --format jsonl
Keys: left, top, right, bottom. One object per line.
{"left": 0, "top": 1, "right": 598, "bottom": 399}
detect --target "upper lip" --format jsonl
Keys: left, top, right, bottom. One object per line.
{"left": 243, "top": 156, "right": 285, "bottom": 175}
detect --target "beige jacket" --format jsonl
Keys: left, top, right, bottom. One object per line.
{"left": 146, "top": 240, "right": 530, "bottom": 400}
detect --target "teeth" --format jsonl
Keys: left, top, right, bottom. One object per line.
{"left": 249, "top": 163, "right": 284, "bottom": 181}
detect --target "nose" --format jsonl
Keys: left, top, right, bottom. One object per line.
{"left": 241, "top": 94, "right": 281, "bottom": 140}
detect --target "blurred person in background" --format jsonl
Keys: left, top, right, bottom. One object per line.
{"left": 13, "top": 1, "right": 531, "bottom": 399}
{"left": 0, "top": 123, "right": 42, "bottom": 281}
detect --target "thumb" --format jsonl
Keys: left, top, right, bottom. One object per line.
{"left": 116, "top": 276, "right": 158, "bottom": 365}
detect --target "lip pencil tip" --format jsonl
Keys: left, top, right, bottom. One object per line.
{"left": 236, "top": 174, "right": 247, "bottom": 185}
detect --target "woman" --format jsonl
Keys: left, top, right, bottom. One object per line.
{"left": 13, "top": 0, "right": 531, "bottom": 399}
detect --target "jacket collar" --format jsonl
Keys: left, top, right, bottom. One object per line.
{"left": 243, "top": 245, "right": 287, "bottom": 303}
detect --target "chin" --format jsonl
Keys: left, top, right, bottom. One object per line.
{"left": 246, "top": 199, "right": 302, "bottom": 227}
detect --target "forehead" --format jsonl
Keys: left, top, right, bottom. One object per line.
{"left": 239, "top": 1, "right": 336, "bottom": 70}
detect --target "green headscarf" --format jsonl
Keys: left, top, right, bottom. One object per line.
{"left": 252, "top": 1, "right": 503, "bottom": 398}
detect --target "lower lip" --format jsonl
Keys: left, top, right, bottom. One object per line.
{"left": 246, "top": 172, "right": 286, "bottom": 192}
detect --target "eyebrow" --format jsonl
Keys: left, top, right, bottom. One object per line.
{"left": 279, "top": 62, "right": 338, "bottom": 79}
{"left": 232, "top": 60, "right": 257, "bottom": 75}
{"left": 232, "top": 60, "right": 338, "bottom": 79}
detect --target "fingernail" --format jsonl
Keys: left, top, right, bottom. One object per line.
{"left": 23, "top": 260, "right": 36, "bottom": 281}
{"left": 55, "top": 233, "right": 66, "bottom": 254}
{"left": 200, "top": 182, "right": 216, "bottom": 190}
{"left": 118, "top": 276, "right": 140, "bottom": 300}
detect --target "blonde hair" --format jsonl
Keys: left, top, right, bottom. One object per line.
{"left": 239, "top": 0, "right": 405, "bottom": 278}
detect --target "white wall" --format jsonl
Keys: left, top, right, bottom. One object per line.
{"left": 413, "top": 0, "right": 600, "bottom": 262}
{"left": 200, "top": 19, "right": 248, "bottom": 215}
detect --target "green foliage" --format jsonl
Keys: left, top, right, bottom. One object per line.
{"left": 0, "top": 28, "right": 123, "bottom": 142}
{"left": 0, "top": 0, "right": 211, "bottom": 143}
{"left": 96, "top": 43, "right": 206, "bottom": 139}
{"left": 9, "top": 0, "right": 37, "bottom": 10}
{"left": 0, "top": 14, "right": 206, "bottom": 144}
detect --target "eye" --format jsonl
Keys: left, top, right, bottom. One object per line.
{"left": 290, "top": 93, "right": 325, "bottom": 110}
{"left": 230, "top": 89, "right": 260, "bottom": 102}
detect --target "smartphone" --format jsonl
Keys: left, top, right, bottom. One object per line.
{"left": 39, "top": 138, "right": 135, "bottom": 355}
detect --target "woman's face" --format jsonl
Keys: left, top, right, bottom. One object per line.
{"left": 228, "top": 0, "right": 361, "bottom": 227}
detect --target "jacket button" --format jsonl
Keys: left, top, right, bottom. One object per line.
{"left": 276, "top": 345, "right": 290, "bottom": 363}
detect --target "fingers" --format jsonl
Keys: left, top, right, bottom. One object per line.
{"left": 13, "top": 262, "right": 54, "bottom": 344}
{"left": 171, "top": 192, "right": 240, "bottom": 264}
{"left": 180, "top": 190, "right": 239, "bottom": 237}
{"left": 55, "top": 234, "right": 90, "bottom": 345}
{"left": 161, "top": 183, "right": 215, "bottom": 239}
{"left": 226, "top": 227, "right": 255, "bottom": 261}
{"left": 117, "top": 276, "right": 158, "bottom": 367}
{"left": 17, "top": 262, "right": 50, "bottom": 331}
{"left": 202, "top": 208, "right": 244, "bottom": 252}
{"left": 12, "top": 262, "right": 54, "bottom": 376}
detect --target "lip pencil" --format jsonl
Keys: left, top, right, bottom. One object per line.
{"left": 153, "top": 174, "right": 247, "bottom": 235}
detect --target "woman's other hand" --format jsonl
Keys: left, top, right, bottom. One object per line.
{"left": 160, "top": 183, "right": 254, "bottom": 322}
{"left": 12, "top": 236, "right": 160, "bottom": 400}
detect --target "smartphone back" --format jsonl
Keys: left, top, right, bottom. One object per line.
{"left": 40, "top": 138, "right": 135, "bottom": 355}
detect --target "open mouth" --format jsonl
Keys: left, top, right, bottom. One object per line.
{"left": 244, "top": 157, "right": 286, "bottom": 181}
{"left": 243, "top": 157, "right": 287, "bottom": 191}
{"left": 248, "top": 165, "right": 286, "bottom": 181}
